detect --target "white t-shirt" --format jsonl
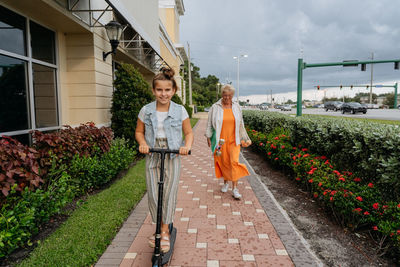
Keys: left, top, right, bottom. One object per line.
{"left": 138, "top": 106, "right": 189, "bottom": 138}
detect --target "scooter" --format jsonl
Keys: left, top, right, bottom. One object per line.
{"left": 149, "top": 148, "right": 190, "bottom": 267}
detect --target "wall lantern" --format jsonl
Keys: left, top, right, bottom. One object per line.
{"left": 103, "top": 20, "right": 123, "bottom": 61}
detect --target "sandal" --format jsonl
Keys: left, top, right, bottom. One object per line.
{"left": 160, "top": 232, "right": 170, "bottom": 253}
{"left": 148, "top": 232, "right": 170, "bottom": 253}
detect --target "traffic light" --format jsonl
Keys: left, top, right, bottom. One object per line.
{"left": 361, "top": 63, "right": 366, "bottom": 71}
{"left": 395, "top": 62, "right": 399, "bottom": 70}
{"left": 317, "top": 85, "right": 320, "bottom": 90}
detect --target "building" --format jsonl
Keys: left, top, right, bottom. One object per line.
{"left": 0, "top": 0, "right": 187, "bottom": 144}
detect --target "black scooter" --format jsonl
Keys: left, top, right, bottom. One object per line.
{"left": 149, "top": 148, "right": 190, "bottom": 267}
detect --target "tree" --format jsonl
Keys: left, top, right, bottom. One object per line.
{"left": 383, "top": 93, "right": 395, "bottom": 107}
{"left": 111, "top": 63, "right": 154, "bottom": 148}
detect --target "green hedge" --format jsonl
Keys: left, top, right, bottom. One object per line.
{"left": 243, "top": 110, "right": 400, "bottom": 201}
{"left": 0, "top": 138, "right": 135, "bottom": 259}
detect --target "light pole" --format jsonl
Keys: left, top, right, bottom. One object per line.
{"left": 216, "top": 82, "right": 221, "bottom": 101}
{"left": 233, "top": 54, "right": 248, "bottom": 103}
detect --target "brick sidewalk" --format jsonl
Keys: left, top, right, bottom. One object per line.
{"left": 96, "top": 119, "right": 321, "bottom": 267}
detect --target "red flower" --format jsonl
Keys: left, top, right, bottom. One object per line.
{"left": 356, "top": 196, "right": 363, "bottom": 202}
{"left": 397, "top": 230, "right": 400, "bottom": 235}
{"left": 353, "top": 177, "right": 361, "bottom": 182}
{"left": 259, "top": 142, "right": 264, "bottom": 146}
{"left": 397, "top": 203, "right": 400, "bottom": 208}
{"left": 303, "top": 154, "right": 310, "bottom": 158}
{"left": 295, "top": 177, "right": 301, "bottom": 181}
{"left": 302, "top": 148, "right": 308, "bottom": 152}
{"left": 373, "top": 203, "right": 379, "bottom": 210}
{"left": 318, "top": 182, "right": 323, "bottom": 187}
{"left": 274, "top": 137, "right": 279, "bottom": 140}
{"left": 333, "top": 170, "right": 341, "bottom": 176}
{"left": 330, "top": 197, "right": 334, "bottom": 202}
{"left": 339, "top": 176, "right": 345, "bottom": 182}
{"left": 281, "top": 145, "right": 285, "bottom": 149}
{"left": 293, "top": 162, "right": 297, "bottom": 165}
{"left": 293, "top": 147, "right": 297, "bottom": 150}
{"left": 313, "top": 193, "right": 318, "bottom": 198}
{"left": 321, "top": 156, "right": 327, "bottom": 160}
{"left": 354, "top": 208, "right": 362, "bottom": 213}
{"left": 330, "top": 190, "right": 337, "bottom": 196}
{"left": 373, "top": 226, "right": 378, "bottom": 231}
{"left": 368, "top": 183, "right": 374, "bottom": 188}
{"left": 324, "top": 160, "right": 329, "bottom": 165}
{"left": 274, "top": 157, "right": 279, "bottom": 160}
{"left": 308, "top": 179, "right": 313, "bottom": 183}
{"left": 267, "top": 152, "right": 272, "bottom": 155}
{"left": 364, "top": 211, "right": 370, "bottom": 215}
{"left": 292, "top": 156, "right": 296, "bottom": 160}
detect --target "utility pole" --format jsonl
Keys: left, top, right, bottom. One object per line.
{"left": 187, "top": 42, "right": 192, "bottom": 105}
{"left": 370, "top": 52, "right": 374, "bottom": 104}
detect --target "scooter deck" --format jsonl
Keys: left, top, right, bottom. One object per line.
{"left": 152, "top": 226, "right": 177, "bottom": 266}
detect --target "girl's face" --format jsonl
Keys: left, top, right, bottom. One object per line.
{"left": 153, "top": 80, "right": 176, "bottom": 105}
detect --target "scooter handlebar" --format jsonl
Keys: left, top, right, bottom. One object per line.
{"left": 148, "top": 148, "right": 191, "bottom": 155}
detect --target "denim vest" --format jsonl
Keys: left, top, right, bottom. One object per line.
{"left": 143, "top": 101, "right": 183, "bottom": 158}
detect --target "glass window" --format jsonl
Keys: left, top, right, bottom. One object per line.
{"left": 0, "top": 54, "right": 29, "bottom": 132}
{"left": 30, "top": 21, "right": 56, "bottom": 64}
{"left": 0, "top": 6, "right": 26, "bottom": 56}
{"left": 32, "top": 63, "right": 58, "bottom": 128}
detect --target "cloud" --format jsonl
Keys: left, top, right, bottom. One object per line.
{"left": 180, "top": 0, "right": 400, "bottom": 99}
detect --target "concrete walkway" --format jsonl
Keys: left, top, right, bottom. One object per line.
{"left": 96, "top": 119, "right": 322, "bottom": 267}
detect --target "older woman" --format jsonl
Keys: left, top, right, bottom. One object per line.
{"left": 205, "top": 84, "right": 252, "bottom": 199}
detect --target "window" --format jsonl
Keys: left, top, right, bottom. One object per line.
{"left": 0, "top": 6, "right": 58, "bottom": 145}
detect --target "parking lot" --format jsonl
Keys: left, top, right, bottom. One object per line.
{"left": 269, "top": 107, "right": 400, "bottom": 121}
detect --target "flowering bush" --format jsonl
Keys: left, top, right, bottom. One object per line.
{"left": 247, "top": 125, "right": 400, "bottom": 259}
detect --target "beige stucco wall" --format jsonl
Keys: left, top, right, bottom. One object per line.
{"left": 159, "top": 8, "right": 180, "bottom": 44}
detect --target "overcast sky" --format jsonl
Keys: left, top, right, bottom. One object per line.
{"left": 180, "top": 0, "right": 400, "bottom": 103}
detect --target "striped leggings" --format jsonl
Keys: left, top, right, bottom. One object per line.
{"left": 145, "top": 138, "right": 181, "bottom": 224}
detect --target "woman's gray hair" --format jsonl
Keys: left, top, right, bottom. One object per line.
{"left": 221, "top": 84, "right": 235, "bottom": 94}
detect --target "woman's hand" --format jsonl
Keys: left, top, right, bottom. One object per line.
{"left": 138, "top": 144, "right": 150, "bottom": 154}
{"left": 179, "top": 146, "right": 191, "bottom": 155}
{"left": 241, "top": 140, "right": 252, "bottom": 147}
{"left": 207, "top": 138, "right": 211, "bottom": 147}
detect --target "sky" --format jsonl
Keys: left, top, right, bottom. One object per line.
{"left": 180, "top": 0, "right": 400, "bottom": 104}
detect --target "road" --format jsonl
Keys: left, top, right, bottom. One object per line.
{"left": 268, "top": 108, "right": 400, "bottom": 121}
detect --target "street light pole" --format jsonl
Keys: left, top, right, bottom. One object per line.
{"left": 233, "top": 54, "right": 248, "bottom": 103}
{"left": 216, "top": 82, "right": 220, "bottom": 101}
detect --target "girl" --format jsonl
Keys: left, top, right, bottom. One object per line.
{"left": 135, "top": 68, "right": 193, "bottom": 253}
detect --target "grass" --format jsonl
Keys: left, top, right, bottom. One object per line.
{"left": 18, "top": 159, "right": 147, "bottom": 267}
{"left": 190, "top": 118, "right": 199, "bottom": 128}
{"left": 302, "top": 114, "right": 400, "bottom": 125}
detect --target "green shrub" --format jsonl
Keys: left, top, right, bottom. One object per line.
{"left": 111, "top": 63, "right": 154, "bottom": 149}
{"left": 243, "top": 110, "right": 400, "bottom": 201}
{"left": 172, "top": 94, "right": 192, "bottom": 118}
{"left": 247, "top": 124, "right": 400, "bottom": 260}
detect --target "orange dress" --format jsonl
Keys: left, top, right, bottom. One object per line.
{"left": 214, "top": 108, "right": 250, "bottom": 181}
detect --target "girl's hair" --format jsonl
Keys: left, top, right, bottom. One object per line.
{"left": 152, "top": 67, "right": 177, "bottom": 91}
{"left": 221, "top": 84, "right": 235, "bottom": 94}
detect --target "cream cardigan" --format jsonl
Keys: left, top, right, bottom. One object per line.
{"left": 205, "top": 99, "right": 250, "bottom": 146}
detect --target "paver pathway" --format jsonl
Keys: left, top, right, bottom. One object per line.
{"left": 96, "top": 119, "right": 321, "bottom": 267}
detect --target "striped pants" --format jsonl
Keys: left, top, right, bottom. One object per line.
{"left": 145, "top": 138, "right": 181, "bottom": 224}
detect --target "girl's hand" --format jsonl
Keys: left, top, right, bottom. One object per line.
{"left": 139, "top": 144, "right": 150, "bottom": 154}
{"left": 179, "top": 146, "right": 191, "bottom": 155}
{"left": 207, "top": 138, "right": 211, "bottom": 147}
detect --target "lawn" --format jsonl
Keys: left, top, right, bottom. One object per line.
{"left": 18, "top": 159, "right": 147, "bottom": 267}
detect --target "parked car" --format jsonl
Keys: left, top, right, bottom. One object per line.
{"left": 341, "top": 102, "right": 367, "bottom": 114}
{"left": 281, "top": 105, "right": 292, "bottom": 111}
{"left": 325, "top": 101, "right": 343, "bottom": 111}
{"left": 398, "top": 104, "right": 400, "bottom": 110}
{"left": 274, "top": 105, "right": 282, "bottom": 109}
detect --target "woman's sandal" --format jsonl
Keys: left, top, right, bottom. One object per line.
{"left": 148, "top": 232, "right": 170, "bottom": 253}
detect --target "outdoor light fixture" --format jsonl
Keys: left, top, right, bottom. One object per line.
{"left": 103, "top": 21, "right": 123, "bottom": 61}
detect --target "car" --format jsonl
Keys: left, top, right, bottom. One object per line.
{"left": 398, "top": 104, "right": 400, "bottom": 110}
{"left": 274, "top": 105, "right": 282, "bottom": 109}
{"left": 281, "top": 105, "right": 292, "bottom": 111}
{"left": 341, "top": 102, "right": 367, "bottom": 114}
{"left": 325, "top": 101, "right": 343, "bottom": 111}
